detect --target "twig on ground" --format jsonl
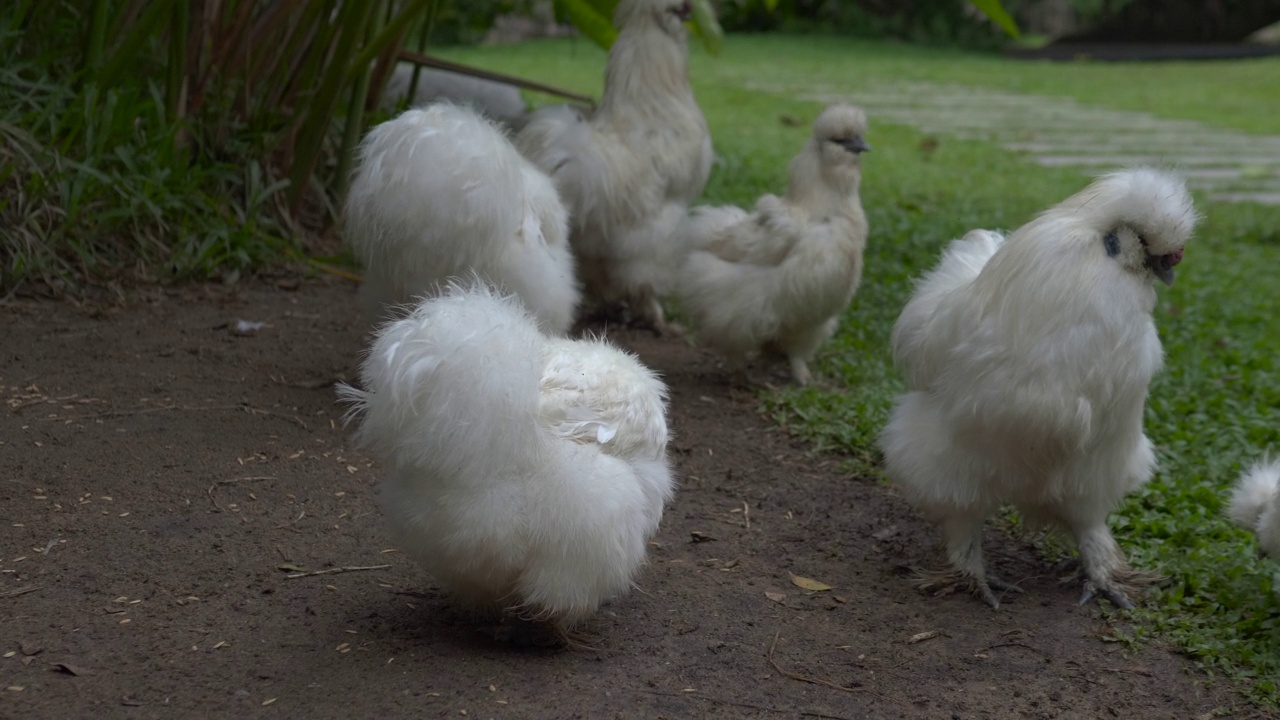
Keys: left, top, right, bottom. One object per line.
{"left": 767, "top": 631, "right": 892, "bottom": 703}
{"left": 1, "top": 587, "right": 38, "bottom": 599}
{"left": 1104, "top": 666, "right": 1153, "bottom": 677}
{"left": 982, "top": 642, "right": 1052, "bottom": 659}
{"left": 207, "top": 476, "right": 276, "bottom": 511}
{"left": 269, "top": 375, "right": 336, "bottom": 390}
{"left": 285, "top": 565, "right": 391, "bottom": 579}
{"left": 695, "top": 513, "right": 753, "bottom": 529}
{"left": 305, "top": 260, "right": 363, "bottom": 283}
{"left": 49, "top": 403, "right": 309, "bottom": 430}
{"left": 243, "top": 404, "right": 309, "bottom": 430}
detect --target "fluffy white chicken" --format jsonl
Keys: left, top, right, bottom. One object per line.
{"left": 344, "top": 103, "right": 580, "bottom": 335}
{"left": 880, "top": 168, "right": 1197, "bottom": 609}
{"left": 338, "top": 283, "right": 675, "bottom": 635}
{"left": 516, "top": 0, "right": 713, "bottom": 334}
{"left": 676, "top": 104, "right": 870, "bottom": 385}
{"left": 1227, "top": 458, "right": 1280, "bottom": 558}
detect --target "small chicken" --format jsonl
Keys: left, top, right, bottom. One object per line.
{"left": 516, "top": 0, "right": 713, "bottom": 334}
{"left": 338, "top": 283, "right": 675, "bottom": 636}
{"left": 344, "top": 103, "right": 580, "bottom": 335}
{"left": 1227, "top": 458, "right": 1280, "bottom": 558}
{"left": 880, "top": 168, "right": 1197, "bottom": 609}
{"left": 676, "top": 104, "right": 870, "bottom": 385}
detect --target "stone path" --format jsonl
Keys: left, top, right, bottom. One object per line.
{"left": 752, "top": 79, "right": 1280, "bottom": 205}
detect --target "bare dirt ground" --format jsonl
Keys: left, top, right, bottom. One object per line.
{"left": 0, "top": 278, "right": 1252, "bottom": 719}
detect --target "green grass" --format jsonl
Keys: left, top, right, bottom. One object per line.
{"left": 0, "top": 20, "right": 295, "bottom": 294}
{"left": 443, "top": 36, "right": 1280, "bottom": 704}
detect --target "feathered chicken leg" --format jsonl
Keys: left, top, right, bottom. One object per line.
{"left": 1069, "top": 521, "right": 1141, "bottom": 609}
{"left": 920, "top": 510, "right": 1024, "bottom": 609}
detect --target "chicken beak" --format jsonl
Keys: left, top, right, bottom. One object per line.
{"left": 841, "top": 136, "right": 871, "bottom": 154}
{"left": 1145, "top": 248, "right": 1182, "bottom": 287}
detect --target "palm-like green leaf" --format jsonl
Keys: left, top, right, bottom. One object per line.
{"left": 969, "top": 0, "right": 1021, "bottom": 38}
{"left": 689, "top": 0, "right": 723, "bottom": 55}
{"left": 553, "top": 0, "right": 617, "bottom": 48}
{"left": 554, "top": 0, "right": 724, "bottom": 53}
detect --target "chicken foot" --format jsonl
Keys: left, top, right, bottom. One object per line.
{"left": 1064, "top": 523, "right": 1155, "bottom": 610}
{"left": 918, "top": 513, "right": 1024, "bottom": 609}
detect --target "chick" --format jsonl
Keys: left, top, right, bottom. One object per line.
{"left": 345, "top": 103, "right": 580, "bottom": 335}
{"left": 880, "top": 168, "right": 1197, "bottom": 609}
{"left": 338, "top": 283, "right": 674, "bottom": 636}
{"left": 676, "top": 104, "right": 870, "bottom": 385}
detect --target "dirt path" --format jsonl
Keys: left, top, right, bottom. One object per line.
{"left": 1, "top": 280, "right": 1245, "bottom": 718}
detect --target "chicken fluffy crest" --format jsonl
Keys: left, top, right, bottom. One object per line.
{"left": 676, "top": 104, "right": 870, "bottom": 385}
{"left": 1227, "top": 458, "right": 1280, "bottom": 559}
{"left": 338, "top": 284, "right": 675, "bottom": 630}
{"left": 880, "top": 167, "right": 1197, "bottom": 609}
{"left": 516, "top": 0, "right": 712, "bottom": 333}
{"left": 344, "top": 103, "right": 580, "bottom": 335}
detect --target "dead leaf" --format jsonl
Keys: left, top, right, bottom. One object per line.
{"left": 788, "top": 573, "right": 832, "bottom": 592}
{"left": 833, "top": 595, "right": 848, "bottom": 604}
{"left": 764, "top": 590, "right": 787, "bottom": 604}
{"left": 689, "top": 531, "right": 717, "bottom": 543}
{"left": 907, "top": 631, "right": 940, "bottom": 644}
{"left": 278, "top": 563, "right": 307, "bottom": 573}
{"left": 871, "top": 525, "right": 899, "bottom": 541}
{"left": 52, "top": 663, "right": 91, "bottom": 676}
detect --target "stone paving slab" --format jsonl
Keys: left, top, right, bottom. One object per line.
{"left": 748, "top": 80, "right": 1280, "bottom": 205}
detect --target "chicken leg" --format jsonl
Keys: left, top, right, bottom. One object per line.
{"left": 920, "top": 511, "right": 1024, "bottom": 609}
{"left": 1069, "top": 521, "right": 1143, "bottom": 609}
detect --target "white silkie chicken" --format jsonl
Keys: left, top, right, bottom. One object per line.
{"left": 344, "top": 103, "right": 580, "bottom": 335}
{"left": 516, "top": 0, "right": 713, "bottom": 334}
{"left": 676, "top": 104, "right": 870, "bottom": 385}
{"left": 1227, "top": 458, "right": 1280, "bottom": 558}
{"left": 880, "top": 168, "right": 1197, "bottom": 609}
{"left": 338, "top": 283, "right": 675, "bottom": 636}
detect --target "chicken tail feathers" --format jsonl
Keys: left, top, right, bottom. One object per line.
{"left": 890, "top": 229, "right": 1005, "bottom": 386}
{"left": 340, "top": 283, "right": 547, "bottom": 477}
{"left": 345, "top": 103, "right": 528, "bottom": 268}
{"left": 1227, "top": 458, "right": 1280, "bottom": 532}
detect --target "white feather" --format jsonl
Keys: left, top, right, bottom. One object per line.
{"left": 338, "top": 284, "right": 674, "bottom": 626}
{"left": 1228, "top": 458, "right": 1280, "bottom": 558}
{"left": 344, "top": 103, "right": 581, "bottom": 335}
{"left": 879, "top": 167, "right": 1198, "bottom": 606}
{"left": 676, "top": 104, "right": 870, "bottom": 384}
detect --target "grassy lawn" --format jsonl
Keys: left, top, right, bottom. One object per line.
{"left": 444, "top": 36, "right": 1280, "bottom": 703}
